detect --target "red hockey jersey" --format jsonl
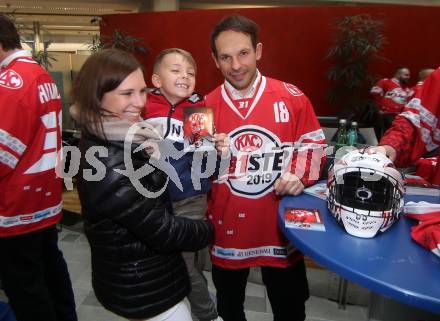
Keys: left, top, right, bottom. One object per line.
{"left": 404, "top": 202, "right": 440, "bottom": 258}
{"left": 205, "top": 76, "right": 326, "bottom": 268}
{"left": 380, "top": 68, "right": 440, "bottom": 185}
{"left": 370, "top": 77, "right": 412, "bottom": 114}
{"left": 410, "top": 81, "right": 424, "bottom": 100}
{"left": 0, "top": 51, "right": 62, "bottom": 237}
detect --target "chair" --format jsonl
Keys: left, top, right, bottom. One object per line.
{"left": 358, "top": 127, "right": 378, "bottom": 146}
{"left": 321, "top": 127, "right": 338, "bottom": 145}
{"left": 321, "top": 126, "right": 378, "bottom": 146}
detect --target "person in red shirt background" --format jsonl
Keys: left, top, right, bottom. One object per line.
{"left": 371, "top": 67, "right": 440, "bottom": 185}
{"left": 371, "top": 68, "right": 440, "bottom": 259}
{"left": 370, "top": 67, "right": 412, "bottom": 132}
{"left": 0, "top": 14, "right": 77, "bottom": 321}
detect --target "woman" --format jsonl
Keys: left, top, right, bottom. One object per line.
{"left": 71, "top": 49, "right": 214, "bottom": 321}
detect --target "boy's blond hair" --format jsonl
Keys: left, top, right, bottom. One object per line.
{"left": 153, "top": 48, "right": 197, "bottom": 73}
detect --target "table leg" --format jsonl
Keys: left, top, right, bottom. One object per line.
{"left": 337, "top": 277, "right": 348, "bottom": 310}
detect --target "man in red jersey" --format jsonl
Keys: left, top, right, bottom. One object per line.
{"left": 371, "top": 67, "right": 440, "bottom": 185}
{"left": 0, "top": 14, "right": 77, "bottom": 321}
{"left": 206, "top": 15, "right": 326, "bottom": 321}
{"left": 370, "top": 67, "right": 412, "bottom": 132}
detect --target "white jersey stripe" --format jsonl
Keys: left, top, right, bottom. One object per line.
{"left": 244, "top": 76, "right": 266, "bottom": 119}
{"left": 406, "top": 98, "right": 439, "bottom": 131}
{"left": 297, "top": 128, "right": 326, "bottom": 143}
{"left": 404, "top": 201, "right": 440, "bottom": 214}
{"left": 370, "top": 86, "right": 384, "bottom": 94}
{"left": 16, "top": 58, "right": 38, "bottom": 64}
{"left": 211, "top": 244, "right": 296, "bottom": 260}
{"left": 0, "top": 150, "right": 19, "bottom": 169}
{"left": 0, "top": 129, "right": 26, "bottom": 155}
{"left": 401, "top": 111, "right": 439, "bottom": 151}
{"left": 41, "top": 111, "right": 57, "bottom": 129}
{"left": 24, "top": 151, "right": 57, "bottom": 174}
{"left": 403, "top": 98, "right": 440, "bottom": 145}
{"left": 0, "top": 202, "right": 62, "bottom": 227}
{"left": 43, "top": 131, "right": 57, "bottom": 150}
{"left": 295, "top": 142, "right": 327, "bottom": 151}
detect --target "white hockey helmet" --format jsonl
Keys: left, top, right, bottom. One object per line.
{"left": 327, "top": 149, "right": 404, "bottom": 238}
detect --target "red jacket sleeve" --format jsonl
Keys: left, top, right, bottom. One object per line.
{"left": 379, "top": 115, "right": 416, "bottom": 168}
{"left": 380, "top": 68, "right": 440, "bottom": 168}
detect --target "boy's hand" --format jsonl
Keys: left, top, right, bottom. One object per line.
{"left": 274, "top": 173, "right": 304, "bottom": 196}
{"left": 213, "top": 133, "right": 231, "bottom": 157}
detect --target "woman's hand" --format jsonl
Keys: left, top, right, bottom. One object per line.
{"left": 135, "top": 122, "right": 163, "bottom": 159}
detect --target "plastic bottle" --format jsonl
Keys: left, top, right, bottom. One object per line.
{"left": 335, "top": 119, "right": 347, "bottom": 150}
{"left": 347, "top": 121, "right": 358, "bottom": 146}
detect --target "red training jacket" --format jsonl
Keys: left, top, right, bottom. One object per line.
{"left": 380, "top": 68, "right": 440, "bottom": 185}
{"left": 370, "top": 77, "right": 412, "bottom": 115}
{"left": 0, "top": 51, "right": 62, "bottom": 237}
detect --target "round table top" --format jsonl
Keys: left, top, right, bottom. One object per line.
{"left": 279, "top": 193, "right": 440, "bottom": 314}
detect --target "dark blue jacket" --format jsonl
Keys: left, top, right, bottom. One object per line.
{"left": 144, "top": 90, "right": 211, "bottom": 202}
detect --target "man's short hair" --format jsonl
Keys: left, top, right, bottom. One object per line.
{"left": 0, "top": 14, "right": 22, "bottom": 50}
{"left": 153, "top": 48, "right": 197, "bottom": 73}
{"left": 210, "top": 15, "right": 259, "bottom": 58}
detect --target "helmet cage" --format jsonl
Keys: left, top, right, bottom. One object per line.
{"left": 332, "top": 167, "right": 403, "bottom": 214}
{"left": 328, "top": 162, "right": 404, "bottom": 238}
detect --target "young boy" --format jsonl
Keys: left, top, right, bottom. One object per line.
{"left": 144, "top": 48, "right": 220, "bottom": 321}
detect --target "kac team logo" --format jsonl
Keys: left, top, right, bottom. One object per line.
{"left": 234, "top": 133, "right": 263, "bottom": 151}
{"left": 224, "top": 125, "right": 290, "bottom": 198}
{"left": 0, "top": 70, "right": 23, "bottom": 89}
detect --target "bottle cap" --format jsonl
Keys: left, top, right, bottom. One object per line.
{"left": 339, "top": 119, "right": 347, "bottom": 124}
{"left": 351, "top": 121, "right": 358, "bottom": 126}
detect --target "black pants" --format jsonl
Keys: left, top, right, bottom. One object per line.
{"left": 0, "top": 225, "right": 77, "bottom": 321}
{"left": 212, "top": 259, "right": 309, "bottom": 321}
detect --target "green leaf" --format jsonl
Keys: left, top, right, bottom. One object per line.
{"left": 325, "top": 14, "right": 386, "bottom": 124}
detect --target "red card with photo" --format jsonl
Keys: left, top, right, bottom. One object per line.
{"left": 183, "top": 107, "right": 214, "bottom": 151}
{"left": 284, "top": 208, "right": 326, "bottom": 231}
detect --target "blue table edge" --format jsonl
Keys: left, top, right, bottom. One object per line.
{"left": 279, "top": 194, "right": 440, "bottom": 314}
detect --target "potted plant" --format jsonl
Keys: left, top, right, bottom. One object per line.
{"left": 32, "top": 41, "right": 57, "bottom": 70}
{"left": 88, "top": 29, "right": 148, "bottom": 55}
{"left": 5, "top": 12, "right": 57, "bottom": 70}
{"left": 326, "top": 14, "right": 386, "bottom": 127}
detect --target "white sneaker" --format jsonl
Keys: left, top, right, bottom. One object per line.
{"left": 211, "top": 317, "right": 223, "bottom": 321}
